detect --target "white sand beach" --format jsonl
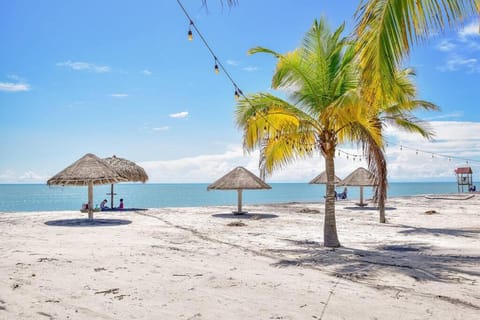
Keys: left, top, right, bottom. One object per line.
{"left": 1, "top": 195, "right": 479, "bottom": 319}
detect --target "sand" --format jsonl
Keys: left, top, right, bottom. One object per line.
{"left": 0, "top": 195, "right": 479, "bottom": 319}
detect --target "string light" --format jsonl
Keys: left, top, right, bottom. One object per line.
{"left": 176, "top": 0, "right": 480, "bottom": 168}
{"left": 177, "top": 0, "right": 250, "bottom": 103}
{"left": 188, "top": 21, "right": 193, "bottom": 41}
{"left": 214, "top": 57, "right": 219, "bottom": 74}
{"left": 386, "top": 140, "right": 480, "bottom": 164}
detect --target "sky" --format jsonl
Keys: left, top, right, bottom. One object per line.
{"left": 1, "top": 0, "right": 480, "bottom": 183}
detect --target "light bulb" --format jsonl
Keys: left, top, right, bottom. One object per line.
{"left": 214, "top": 63, "right": 219, "bottom": 74}
{"left": 234, "top": 89, "right": 240, "bottom": 101}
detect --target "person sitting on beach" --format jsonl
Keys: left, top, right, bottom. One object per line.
{"left": 338, "top": 187, "right": 348, "bottom": 200}
{"left": 100, "top": 199, "right": 109, "bottom": 210}
{"left": 118, "top": 198, "right": 124, "bottom": 209}
{"left": 469, "top": 185, "right": 476, "bottom": 192}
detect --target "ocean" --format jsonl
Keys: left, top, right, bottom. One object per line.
{"left": 0, "top": 182, "right": 463, "bottom": 212}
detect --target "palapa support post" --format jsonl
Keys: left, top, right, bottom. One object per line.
{"left": 359, "top": 186, "right": 364, "bottom": 206}
{"left": 88, "top": 181, "right": 94, "bottom": 219}
{"left": 108, "top": 184, "right": 116, "bottom": 209}
{"left": 235, "top": 189, "right": 245, "bottom": 215}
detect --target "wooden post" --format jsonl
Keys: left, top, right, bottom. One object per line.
{"left": 110, "top": 184, "right": 114, "bottom": 209}
{"left": 359, "top": 186, "right": 364, "bottom": 205}
{"left": 88, "top": 181, "right": 94, "bottom": 219}
{"left": 236, "top": 189, "right": 243, "bottom": 214}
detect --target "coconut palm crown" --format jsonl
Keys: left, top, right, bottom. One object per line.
{"left": 236, "top": 18, "right": 384, "bottom": 247}
{"left": 236, "top": 17, "right": 439, "bottom": 246}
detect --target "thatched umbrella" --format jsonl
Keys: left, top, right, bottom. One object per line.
{"left": 340, "top": 167, "right": 377, "bottom": 206}
{"left": 47, "top": 153, "right": 126, "bottom": 219}
{"left": 207, "top": 166, "right": 271, "bottom": 214}
{"left": 103, "top": 155, "right": 149, "bottom": 207}
{"left": 309, "top": 171, "right": 342, "bottom": 184}
{"left": 309, "top": 171, "right": 342, "bottom": 199}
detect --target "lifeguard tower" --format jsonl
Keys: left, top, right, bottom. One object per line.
{"left": 454, "top": 167, "right": 473, "bottom": 192}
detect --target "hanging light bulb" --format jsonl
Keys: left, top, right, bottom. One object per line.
{"left": 214, "top": 57, "right": 219, "bottom": 74}
{"left": 188, "top": 21, "right": 193, "bottom": 41}
{"left": 234, "top": 88, "right": 240, "bottom": 101}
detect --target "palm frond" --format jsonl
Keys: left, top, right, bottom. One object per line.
{"left": 355, "top": 0, "right": 479, "bottom": 101}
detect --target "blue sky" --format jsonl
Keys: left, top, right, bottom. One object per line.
{"left": 1, "top": 0, "right": 480, "bottom": 183}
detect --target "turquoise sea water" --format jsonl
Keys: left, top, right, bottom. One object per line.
{"left": 0, "top": 182, "right": 462, "bottom": 212}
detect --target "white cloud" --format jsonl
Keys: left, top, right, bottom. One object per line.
{"left": 436, "top": 39, "right": 455, "bottom": 51}
{"left": 110, "top": 93, "right": 128, "bottom": 98}
{"left": 435, "top": 23, "right": 480, "bottom": 73}
{"left": 242, "top": 66, "right": 258, "bottom": 72}
{"left": 437, "top": 54, "right": 479, "bottom": 73}
{"left": 142, "top": 69, "right": 152, "bottom": 75}
{"left": 139, "top": 121, "right": 480, "bottom": 183}
{"left": 153, "top": 126, "right": 169, "bottom": 131}
{"left": 226, "top": 59, "right": 239, "bottom": 66}
{"left": 384, "top": 121, "right": 480, "bottom": 181}
{"left": 140, "top": 145, "right": 258, "bottom": 183}
{"left": 459, "top": 22, "right": 480, "bottom": 40}
{"left": 56, "top": 61, "right": 111, "bottom": 73}
{"left": 0, "top": 82, "right": 30, "bottom": 92}
{"left": 169, "top": 111, "right": 189, "bottom": 119}
{"left": 0, "top": 170, "right": 47, "bottom": 183}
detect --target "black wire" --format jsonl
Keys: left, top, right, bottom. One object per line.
{"left": 176, "top": 1, "right": 479, "bottom": 165}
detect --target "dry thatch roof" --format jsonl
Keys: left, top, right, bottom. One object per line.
{"left": 340, "top": 167, "right": 377, "bottom": 186}
{"left": 103, "top": 155, "right": 148, "bottom": 183}
{"left": 309, "top": 171, "right": 342, "bottom": 184}
{"left": 47, "top": 153, "right": 126, "bottom": 186}
{"left": 207, "top": 166, "right": 271, "bottom": 190}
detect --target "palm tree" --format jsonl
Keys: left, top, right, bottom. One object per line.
{"left": 353, "top": 0, "right": 474, "bottom": 221}
{"left": 236, "top": 18, "right": 383, "bottom": 247}
{"left": 364, "top": 68, "right": 438, "bottom": 223}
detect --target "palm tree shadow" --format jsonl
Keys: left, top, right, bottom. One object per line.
{"left": 269, "top": 239, "right": 480, "bottom": 283}
{"left": 45, "top": 218, "right": 132, "bottom": 227}
{"left": 394, "top": 224, "right": 480, "bottom": 238}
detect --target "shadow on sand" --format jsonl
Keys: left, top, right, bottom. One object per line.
{"left": 268, "top": 237, "right": 480, "bottom": 289}
{"left": 212, "top": 213, "right": 279, "bottom": 220}
{"left": 45, "top": 218, "right": 132, "bottom": 227}
{"left": 269, "top": 239, "right": 480, "bottom": 288}
{"left": 343, "top": 206, "right": 397, "bottom": 211}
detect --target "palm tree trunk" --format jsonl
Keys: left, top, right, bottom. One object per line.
{"left": 324, "top": 154, "right": 340, "bottom": 247}
{"left": 365, "top": 122, "right": 387, "bottom": 223}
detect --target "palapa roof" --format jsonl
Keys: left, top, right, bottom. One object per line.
{"left": 340, "top": 167, "right": 377, "bottom": 186}
{"left": 103, "top": 155, "right": 149, "bottom": 183}
{"left": 309, "top": 171, "right": 342, "bottom": 184}
{"left": 47, "top": 153, "right": 126, "bottom": 186}
{"left": 207, "top": 166, "right": 271, "bottom": 190}
{"left": 454, "top": 167, "right": 472, "bottom": 174}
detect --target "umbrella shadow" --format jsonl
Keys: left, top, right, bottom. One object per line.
{"left": 45, "top": 218, "right": 132, "bottom": 227}
{"left": 212, "top": 213, "right": 279, "bottom": 220}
